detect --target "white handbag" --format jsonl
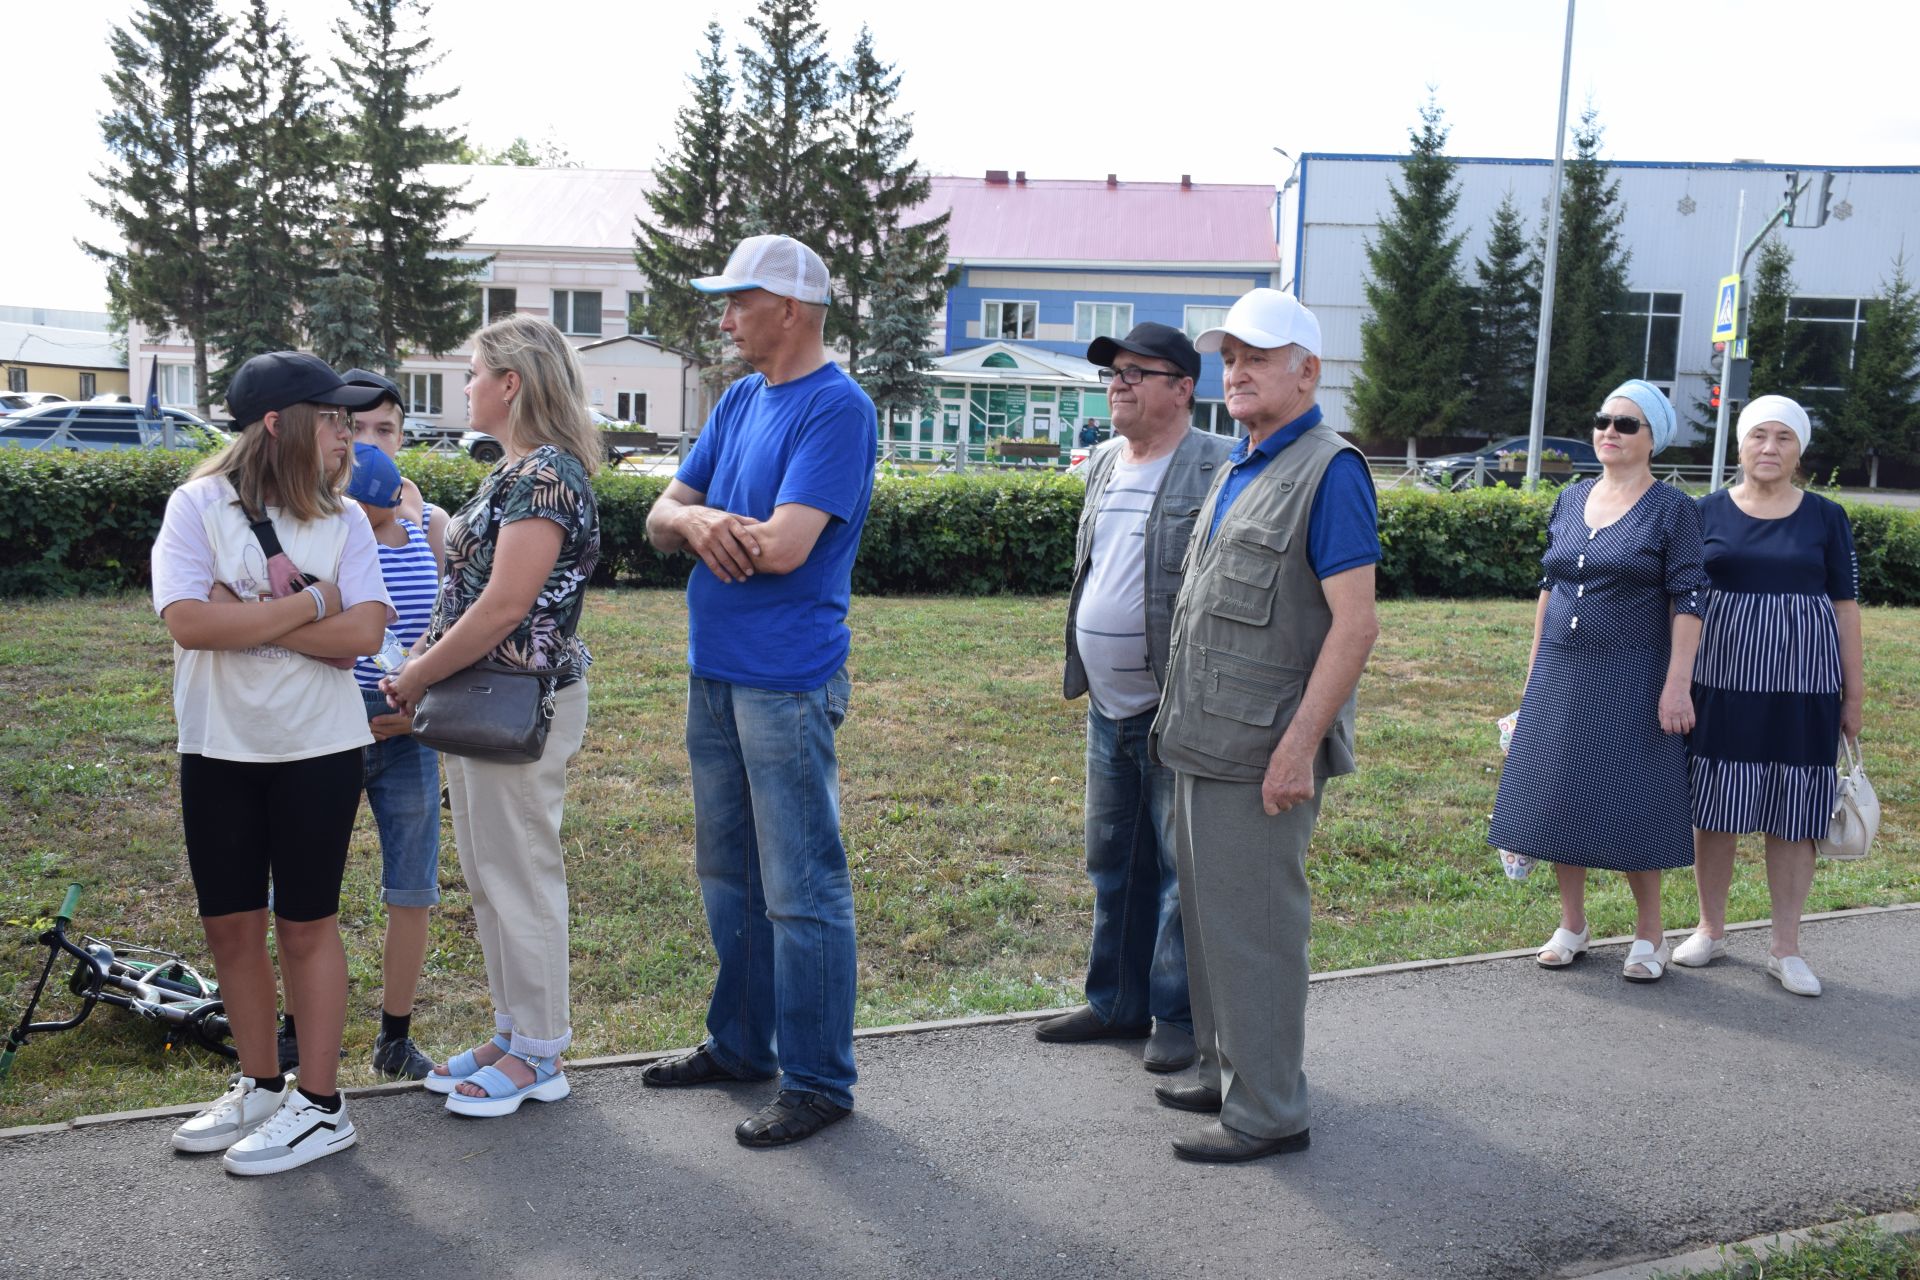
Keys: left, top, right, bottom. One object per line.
{"left": 1814, "top": 737, "right": 1878, "bottom": 861}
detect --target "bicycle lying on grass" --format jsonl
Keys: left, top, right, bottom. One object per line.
{"left": 1, "top": 884, "right": 233, "bottom": 1089}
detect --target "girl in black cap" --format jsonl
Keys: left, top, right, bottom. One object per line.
{"left": 149, "top": 351, "right": 393, "bottom": 1175}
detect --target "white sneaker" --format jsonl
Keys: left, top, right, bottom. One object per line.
{"left": 222, "top": 1090, "right": 357, "bottom": 1176}
{"left": 1672, "top": 931, "right": 1729, "bottom": 968}
{"left": 171, "top": 1075, "right": 287, "bottom": 1153}
{"left": 1767, "top": 954, "right": 1822, "bottom": 997}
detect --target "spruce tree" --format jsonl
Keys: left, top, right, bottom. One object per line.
{"left": 1746, "top": 234, "right": 1812, "bottom": 399}
{"left": 633, "top": 22, "right": 743, "bottom": 365}
{"left": 1825, "top": 254, "right": 1920, "bottom": 474}
{"left": 84, "top": 0, "right": 232, "bottom": 419}
{"left": 731, "top": 0, "right": 837, "bottom": 250}
{"left": 824, "top": 25, "right": 949, "bottom": 374}
{"left": 1466, "top": 192, "right": 1537, "bottom": 441}
{"left": 334, "top": 0, "right": 483, "bottom": 364}
{"left": 860, "top": 236, "right": 937, "bottom": 425}
{"left": 1347, "top": 98, "right": 1472, "bottom": 464}
{"left": 205, "top": 0, "right": 334, "bottom": 397}
{"left": 306, "top": 225, "right": 387, "bottom": 374}
{"left": 1533, "top": 106, "right": 1634, "bottom": 431}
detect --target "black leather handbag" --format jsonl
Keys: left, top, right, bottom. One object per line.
{"left": 411, "top": 662, "right": 556, "bottom": 764}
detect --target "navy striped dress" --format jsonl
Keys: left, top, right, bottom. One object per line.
{"left": 1690, "top": 488, "right": 1857, "bottom": 841}
{"left": 1489, "top": 480, "right": 1708, "bottom": 870}
{"left": 353, "top": 514, "right": 439, "bottom": 691}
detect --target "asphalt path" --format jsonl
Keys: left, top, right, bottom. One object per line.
{"left": 2, "top": 910, "right": 1915, "bottom": 1280}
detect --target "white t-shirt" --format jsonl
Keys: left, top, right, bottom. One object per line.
{"left": 151, "top": 475, "right": 393, "bottom": 762}
{"left": 1075, "top": 449, "right": 1176, "bottom": 720}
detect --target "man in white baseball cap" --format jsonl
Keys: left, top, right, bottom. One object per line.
{"left": 1148, "top": 287, "right": 1380, "bottom": 1162}
{"left": 643, "top": 234, "right": 875, "bottom": 1148}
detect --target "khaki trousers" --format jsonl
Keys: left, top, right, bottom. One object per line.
{"left": 1173, "top": 770, "right": 1323, "bottom": 1140}
{"left": 442, "top": 680, "right": 587, "bottom": 1058}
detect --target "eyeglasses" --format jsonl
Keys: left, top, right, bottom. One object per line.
{"left": 313, "top": 408, "right": 351, "bottom": 434}
{"left": 1098, "top": 366, "right": 1189, "bottom": 386}
{"left": 1591, "top": 412, "right": 1645, "bottom": 435}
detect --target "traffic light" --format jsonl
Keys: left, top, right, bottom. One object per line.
{"left": 1709, "top": 342, "right": 1725, "bottom": 411}
{"left": 1784, "top": 171, "right": 1801, "bottom": 226}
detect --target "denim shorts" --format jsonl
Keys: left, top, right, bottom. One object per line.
{"left": 361, "top": 688, "right": 443, "bottom": 907}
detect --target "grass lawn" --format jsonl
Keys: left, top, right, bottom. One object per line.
{"left": 1657, "top": 1215, "right": 1920, "bottom": 1278}
{"left": 3, "top": 592, "right": 1917, "bottom": 1127}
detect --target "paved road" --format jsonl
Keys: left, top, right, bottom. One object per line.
{"left": 3, "top": 910, "right": 1914, "bottom": 1280}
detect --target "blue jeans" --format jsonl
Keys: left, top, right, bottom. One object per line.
{"left": 1083, "top": 705, "right": 1189, "bottom": 1031}
{"left": 686, "top": 670, "right": 857, "bottom": 1109}
{"left": 361, "top": 688, "right": 442, "bottom": 908}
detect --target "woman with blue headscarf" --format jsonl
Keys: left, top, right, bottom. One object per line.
{"left": 1490, "top": 380, "right": 1708, "bottom": 982}
{"left": 1671, "top": 395, "right": 1863, "bottom": 997}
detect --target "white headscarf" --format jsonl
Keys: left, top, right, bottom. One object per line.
{"left": 1737, "top": 394, "right": 1812, "bottom": 450}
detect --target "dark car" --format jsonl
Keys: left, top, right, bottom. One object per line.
{"left": 0, "top": 401, "right": 227, "bottom": 452}
{"left": 1422, "top": 435, "right": 1601, "bottom": 489}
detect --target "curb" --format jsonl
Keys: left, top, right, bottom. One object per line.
{"left": 1563, "top": 1209, "right": 1919, "bottom": 1279}
{"left": 3, "top": 904, "right": 1912, "bottom": 1143}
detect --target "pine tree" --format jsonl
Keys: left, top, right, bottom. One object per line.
{"left": 307, "top": 226, "right": 387, "bottom": 374}
{"left": 1825, "top": 254, "right": 1920, "bottom": 474}
{"left": 860, "top": 235, "right": 937, "bottom": 424}
{"left": 824, "top": 25, "right": 949, "bottom": 374}
{"left": 204, "top": 0, "right": 335, "bottom": 397}
{"left": 334, "top": 0, "right": 483, "bottom": 364}
{"left": 633, "top": 22, "right": 743, "bottom": 365}
{"left": 1533, "top": 106, "right": 1634, "bottom": 431}
{"left": 83, "top": 0, "right": 232, "bottom": 419}
{"left": 456, "top": 134, "right": 577, "bottom": 167}
{"left": 731, "top": 0, "right": 837, "bottom": 250}
{"left": 1347, "top": 97, "right": 1472, "bottom": 463}
{"left": 1746, "top": 234, "right": 1812, "bottom": 399}
{"left": 1466, "top": 192, "right": 1537, "bottom": 441}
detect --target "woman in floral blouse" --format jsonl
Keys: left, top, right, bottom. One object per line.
{"left": 382, "top": 313, "right": 601, "bottom": 1117}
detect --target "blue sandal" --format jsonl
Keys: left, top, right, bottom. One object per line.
{"left": 423, "top": 1033, "right": 511, "bottom": 1095}
{"left": 444, "top": 1052, "right": 569, "bottom": 1117}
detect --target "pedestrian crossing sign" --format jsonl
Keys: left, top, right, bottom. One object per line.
{"left": 1712, "top": 274, "right": 1741, "bottom": 345}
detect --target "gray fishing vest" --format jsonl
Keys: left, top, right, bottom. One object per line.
{"left": 1149, "top": 421, "right": 1364, "bottom": 784}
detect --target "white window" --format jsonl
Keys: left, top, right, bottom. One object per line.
{"left": 1073, "top": 302, "right": 1133, "bottom": 342}
{"left": 478, "top": 287, "right": 516, "bottom": 324}
{"left": 159, "top": 364, "right": 195, "bottom": 406}
{"left": 5, "top": 368, "right": 24, "bottom": 393}
{"left": 982, "top": 300, "right": 1037, "bottom": 341}
{"left": 1788, "top": 296, "right": 1870, "bottom": 390}
{"left": 79, "top": 373, "right": 97, "bottom": 398}
{"left": 405, "top": 372, "right": 443, "bottom": 416}
{"left": 626, "top": 291, "right": 650, "bottom": 334}
{"left": 1612, "top": 291, "right": 1683, "bottom": 397}
{"left": 615, "top": 390, "right": 648, "bottom": 425}
{"left": 1184, "top": 305, "right": 1229, "bottom": 341}
{"left": 551, "top": 290, "right": 603, "bottom": 336}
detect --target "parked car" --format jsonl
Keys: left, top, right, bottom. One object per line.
{"left": 0, "top": 392, "right": 70, "bottom": 415}
{"left": 0, "top": 401, "right": 227, "bottom": 452}
{"left": 1421, "top": 435, "right": 1600, "bottom": 488}
{"left": 459, "top": 409, "right": 676, "bottom": 465}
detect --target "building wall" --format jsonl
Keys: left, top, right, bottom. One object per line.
{"left": 1287, "top": 155, "right": 1920, "bottom": 442}
{"left": 0, "top": 361, "right": 129, "bottom": 401}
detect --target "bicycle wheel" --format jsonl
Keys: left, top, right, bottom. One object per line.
{"left": 183, "top": 1000, "right": 237, "bottom": 1059}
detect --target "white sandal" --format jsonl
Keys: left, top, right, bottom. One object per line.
{"left": 1671, "top": 931, "right": 1728, "bottom": 968}
{"left": 1536, "top": 926, "right": 1590, "bottom": 968}
{"left": 1622, "top": 938, "right": 1672, "bottom": 983}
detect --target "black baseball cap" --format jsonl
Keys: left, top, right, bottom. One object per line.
{"left": 341, "top": 367, "right": 404, "bottom": 409}
{"left": 1085, "top": 321, "right": 1201, "bottom": 381}
{"left": 225, "top": 352, "right": 386, "bottom": 427}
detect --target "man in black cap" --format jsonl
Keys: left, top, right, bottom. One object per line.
{"left": 1035, "top": 323, "right": 1230, "bottom": 1072}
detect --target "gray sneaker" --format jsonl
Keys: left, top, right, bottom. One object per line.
{"left": 171, "top": 1075, "right": 287, "bottom": 1153}
{"left": 371, "top": 1032, "right": 434, "bottom": 1081}
{"left": 222, "top": 1091, "right": 356, "bottom": 1176}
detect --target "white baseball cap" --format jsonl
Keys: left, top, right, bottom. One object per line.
{"left": 690, "top": 234, "right": 832, "bottom": 305}
{"left": 1193, "top": 288, "right": 1322, "bottom": 357}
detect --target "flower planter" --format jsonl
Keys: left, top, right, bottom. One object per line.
{"left": 995, "top": 441, "right": 1059, "bottom": 461}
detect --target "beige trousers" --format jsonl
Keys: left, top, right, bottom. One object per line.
{"left": 441, "top": 680, "right": 587, "bottom": 1059}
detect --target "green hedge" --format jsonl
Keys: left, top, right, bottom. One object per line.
{"left": 6, "top": 447, "right": 1920, "bottom": 604}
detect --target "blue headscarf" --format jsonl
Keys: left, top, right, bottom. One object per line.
{"left": 1603, "top": 379, "right": 1676, "bottom": 456}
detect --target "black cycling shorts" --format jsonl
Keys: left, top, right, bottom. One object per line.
{"left": 179, "top": 749, "right": 363, "bottom": 921}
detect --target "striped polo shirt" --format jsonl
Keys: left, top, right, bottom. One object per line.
{"left": 354, "top": 514, "right": 439, "bottom": 690}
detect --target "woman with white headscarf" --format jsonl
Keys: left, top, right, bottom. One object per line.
{"left": 1673, "top": 395, "right": 1864, "bottom": 997}
{"left": 1490, "top": 379, "right": 1707, "bottom": 982}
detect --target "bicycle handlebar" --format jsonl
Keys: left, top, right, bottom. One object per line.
{"left": 57, "top": 884, "right": 81, "bottom": 927}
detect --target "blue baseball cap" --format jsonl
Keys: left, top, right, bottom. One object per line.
{"left": 346, "top": 441, "right": 404, "bottom": 508}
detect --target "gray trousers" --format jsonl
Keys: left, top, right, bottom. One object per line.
{"left": 1173, "top": 770, "right": 1323, "bottom": 1139}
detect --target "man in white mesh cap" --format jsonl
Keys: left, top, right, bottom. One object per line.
{"left": 644, "top": 234, "right": 876, "bottom": 1147}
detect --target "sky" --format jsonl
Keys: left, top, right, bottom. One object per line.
{"left": 7, "top": 0, "right": 1915, "bottom": 314}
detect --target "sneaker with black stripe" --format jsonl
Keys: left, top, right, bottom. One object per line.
{"left": 221, "top": 1091, "right": 356, "bottom": 1176}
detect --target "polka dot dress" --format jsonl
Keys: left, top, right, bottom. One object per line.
{"left": 1489, "top": 479, "right": 1708, "bottom": 871}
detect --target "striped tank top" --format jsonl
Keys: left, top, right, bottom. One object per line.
{"left": 354, "top": 514, "right": 439, "bottom": 690}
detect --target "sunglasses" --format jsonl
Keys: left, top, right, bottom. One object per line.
{"left": 1591, "top": 412, "right": 1645, "bottom": 435}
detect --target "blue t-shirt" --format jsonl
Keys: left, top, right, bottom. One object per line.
{"left": 676, "top": 361, "right": 877, "bottom": 691}
{"left": 1205, "top": 404, "right": 1382, "bottom": 578}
